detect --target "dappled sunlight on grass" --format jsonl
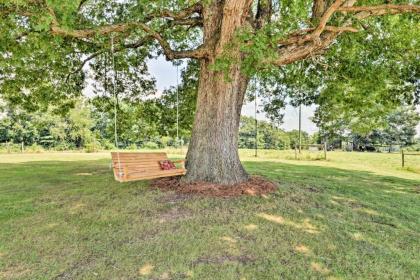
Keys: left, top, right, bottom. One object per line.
{"left": 257, "top": 213, "right": 284, "bottom": 224}
{"left": 331, "top": 196, "right": 357, "bottom": 203}
{"left": 45, "top": 223, "right": 60, "bottom": 229}
{"left": 257, "top": 213, "right": 321, "bottom": 234}
{"left": 68, "top": 202, "right": 87, "bottom": 214}
{"left": 243, "top": 224, "right": 258, "bottom": 231}
{"left": 294, "top": 244, "right": 312, "bottom": 256}
{"left": 75, "top": 172, "right": 93, "bottom": 176}
{"left": 220, "top": 236, "right": 240, "bottom": 254}
{"left": 310, "top": 262, "right": 330, "bottom": 274}
{"left": 351, "top": 232, "right": 365, "bottom": 241}
{"left": 138, "top": 263, "right": 154, "bottom": 276}
{"left": 383, "top": 190, "right": 408, "bottom": 194}
{"left": 159, "top": 272, "right": 170, "bottom": 279}
{"left": 221, "top": 236, "right": 237, "bottom": 244}
{"left": 0, "top": 264, "right": 30, "bottom": 280}
{"left": 358, "top": 208, "right": 380, "bottom": 216}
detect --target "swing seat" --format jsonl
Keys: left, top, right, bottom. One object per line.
{"left": 111, "top": 152, "right": 186, "bottom": 182}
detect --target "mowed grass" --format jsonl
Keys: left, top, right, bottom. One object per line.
{"left": 0, "top": 151, "right": 419, "bottom": 279}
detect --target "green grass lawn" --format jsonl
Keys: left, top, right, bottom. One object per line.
{"left": 0, "top": 151, "right": 419, "bottom": 279}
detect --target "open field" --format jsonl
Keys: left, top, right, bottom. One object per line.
{"left": 0, "top": 151, "right": 419, "bottom": 279}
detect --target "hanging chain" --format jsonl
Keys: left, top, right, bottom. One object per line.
{"left": 111, "top": 35, "right": 123, "bottom": 178}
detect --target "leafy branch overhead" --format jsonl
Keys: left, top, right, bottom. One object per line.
{"left": 1, "top": 0, "right": 419, "bottom": 111}
{"left": 2, "top": 0, "right": 419, "bottom": 68}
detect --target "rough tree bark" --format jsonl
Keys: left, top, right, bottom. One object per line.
{"left": 183, "top": 0, "right": 253, "bottom": 185}
{"left": 184, "top": 59, "right": 249, "bottom": 185}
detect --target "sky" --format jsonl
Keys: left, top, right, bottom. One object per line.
{"left": 148, "top": 56, "right": 319, "bottom": 134}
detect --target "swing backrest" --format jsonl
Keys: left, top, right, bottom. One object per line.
{"left": 111, "top": 152, "right": 186, "bottom": 182}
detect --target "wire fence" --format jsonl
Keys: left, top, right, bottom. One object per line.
{"left": 401, "top": 150, "right": 420, "bottom": 168}
{"left": 0, "top": 142, "right": 25, "bottom": 153}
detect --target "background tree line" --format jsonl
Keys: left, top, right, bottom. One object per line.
{"left": 1, "top": 94, "right": 418, "bottom": 153}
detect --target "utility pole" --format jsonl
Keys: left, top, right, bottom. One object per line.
{"left": 298, "top": 104, "right": 302, "bottom": 154}
{"left": 176, "top": 65, "right": 179, "bottom": 148}
{"left": 254, "top": 88, "right": 258, "bottom": 157}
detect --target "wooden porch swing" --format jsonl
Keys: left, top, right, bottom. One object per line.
{"left": 107, "top": 36, "right": 186, "bottom": 182}
{"left": 111, "top": 152, "right": 186, "bottom": 182}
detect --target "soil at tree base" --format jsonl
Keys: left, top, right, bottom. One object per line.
{"left": 150, "top": 176, "right": 277, "bottom": 197}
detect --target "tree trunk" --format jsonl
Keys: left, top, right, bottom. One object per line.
{"left": 183, "top": 0, "right": 253, "bottom": 185}
{"left": 184, "top": 60, "right": 249, "bottom": 185}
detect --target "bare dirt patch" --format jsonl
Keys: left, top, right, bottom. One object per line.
{"left": 157, "top": 193, "right": 191, "bottom": 204}
{"left": 150, "top": 176, "right": 277, "bottom": 197}
{"left": 158, "top": 207, "right": 192, "bottom": 223}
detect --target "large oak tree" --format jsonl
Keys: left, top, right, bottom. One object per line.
{"left": 1, "top": 0, "right": 419, "bottom": 184}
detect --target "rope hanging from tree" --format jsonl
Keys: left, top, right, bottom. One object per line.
{"left": 109, "top": 36, "right": 123, "bottom": 178}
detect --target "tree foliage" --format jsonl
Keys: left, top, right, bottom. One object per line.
{"left": 1, "top": 0, "right": 419, "bottom": 110}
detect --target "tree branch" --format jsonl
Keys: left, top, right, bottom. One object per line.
{"left": 271, "top": 33, "right": 338, "bottom": 66}
{"left": 44, "top": 3, "right": 208, "bottom": 60}
{"left": 0, "top": 7, "right": 34, "bottom": 17}
{"left": 271, "top": 3, "right": 420, "bottom": 67}
{"left": 278, "top": 25, "right": 357, "bottom": 46}
{"left": 255, "top": 0, "right": 272, "bottom": 29}
{"left": 311, "top": 0, "right": 328, "bottom": 21}
{"left": 78, "top": 0, "right": 88, "bottom": 11}
{"left": 337, "top": 4, "right": 420, "bottom": 14}
{"left": 312, "top": 0, "right": 345, "bottom": 38}
{"left": 144, "top": 2, "right": 203, "bottom": 22}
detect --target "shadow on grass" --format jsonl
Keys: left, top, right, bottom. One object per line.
{"left": 1, "top": 158, "right": 418, "bottom": 193}
{"left": 1, "top": 159, "right": 418, "bottom": 217}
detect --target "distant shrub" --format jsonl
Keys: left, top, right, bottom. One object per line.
{"left": 84, "top": 144, "right": 95, "bottom": 153}
{"left": 143, "top": 141, "right": 159, "bottom": 149}
{"left": 127, "top": 143, "right": 138, "bottom": 150}
{"left": 101, "top": 140, "right": 115, "bottom": 150}
{"left": 84, "top": 140, "right": 102, "bottom": 153}
{"left": 0, "top": 143, "right": 23, "bottom": 153}
{"left": 406, "top": 144, "right": 420, "bottom": 152}
{"left": 160, "top": 136, "right": 173, "bottom": 147}
{"left": 54, "top": 142, "right": 75, "bottom": 151}
{"left": 27, "top": 144, "right": 44, "bottom": 153}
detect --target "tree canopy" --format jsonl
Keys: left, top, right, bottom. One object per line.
{"left": 1, "top": 0, "right": 419, "bottom": 108}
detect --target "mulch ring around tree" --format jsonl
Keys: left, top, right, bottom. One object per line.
{"left": 150, "top": 176, "right": 277, "bottom": 197}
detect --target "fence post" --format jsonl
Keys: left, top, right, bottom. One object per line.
{"left": 6, "top": 141, "right": 10, "bottom": 153}
{"left": 21, "top": 142, "right": 24, "bottom": 153}
{"left": 324, "top": 142, "right": 327, "bottom": 160}
{"left": 294, "top": 146, "right": 297, "bottom": 160}
{"left": 401, "top": 150, "right": 404, "bottom": 168}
